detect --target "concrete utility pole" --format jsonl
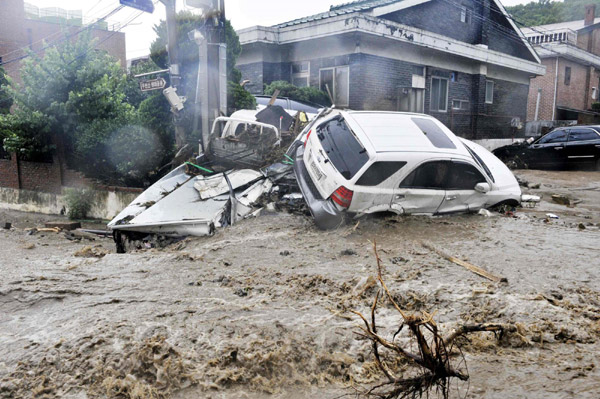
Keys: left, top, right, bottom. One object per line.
{"left": 188, "top": 0, "right": 227, "bottom": 153}
{"left": 159, "top": 0, "right": 187, "bottom": 149}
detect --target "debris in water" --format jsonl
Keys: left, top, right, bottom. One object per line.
{"left": 551, "top": 194, "right": 571, "bottom": 206}
{"left": 74, "top": 245, "right": 109, "bottom": 258}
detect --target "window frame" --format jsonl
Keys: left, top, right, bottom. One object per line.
{"left": 430, "top": 76, "right": 449, "bottom": 113}
{"left": 291, "top": 61, "right": 310, "bottom": 88}
{"left": 319, "top": 66, "right": 350, "bottom": 107}
{"left": 451, "top": 99, "right": 469, "bottom": 111}
{"left": 485, "top": 80, "right": 494, "bottom": 104}
{"left": 460, "top": 6, "right": 471, "bottom": 23}
{"left": 564, "top": 66, "right": 571, "bottom": 86}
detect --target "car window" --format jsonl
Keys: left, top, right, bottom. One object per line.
{"left": 538, "top": 129, "right": 568, "bottom": 144}
{"left": 399, "top": 161, "right": 452, "bottom": 190}
{"left": 568, "top": 128, "right": 600, "bottom": 142}
{"left": 289, "top": 100, "right": 320, "bottom": 113}
{"left": 446, "top": 162, "right": 486, "bottom": 190}
{"left": 356, "top": 161, "right": 407, "bottom": 186}
{"left": 317, "top": 117, "right": 369, "bottom": 180}
{"left": 411, "top": 118, "right": 456, "bottom": 149}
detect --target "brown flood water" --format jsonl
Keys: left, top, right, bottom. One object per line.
{"left": 1, "top": 169, "right": 599, "bottom": 399}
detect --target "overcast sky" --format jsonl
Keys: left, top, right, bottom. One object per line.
{"left": 26, "top": 0, "right": 534, "bottom": 59}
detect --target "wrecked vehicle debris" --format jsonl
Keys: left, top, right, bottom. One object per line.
{"left": 292, "top": 111, "right": 540, "bottom": 229}
{"left": 493, "top": 126, "right": 600, "bottom": 170}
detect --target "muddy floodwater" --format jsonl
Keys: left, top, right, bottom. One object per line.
{"left": 1, "top": 169, "right": 600, "bottom": 399}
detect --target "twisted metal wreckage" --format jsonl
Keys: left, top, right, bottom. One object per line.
{"left": 108, "top": 103, "right": 316, "bottom": 252}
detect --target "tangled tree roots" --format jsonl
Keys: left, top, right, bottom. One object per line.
{"left": 352, "top": 242, "right": 514, "bottom": 399}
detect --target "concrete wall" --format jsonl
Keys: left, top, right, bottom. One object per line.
{"left": 0, "top": 187, "right": 140, "bottom": 221}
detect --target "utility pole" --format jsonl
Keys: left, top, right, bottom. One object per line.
{"left": 159, "top": 0, "right": 187, "bottom": 149}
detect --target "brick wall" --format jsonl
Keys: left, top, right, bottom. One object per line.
{"left": 383, "top": 0, "right": 535, "bottom": 62}
{"left": 0, "top": 0, "right": 126, "bottom": 84}
{"left": 0, "top": 157, "right": 19, "bottom": 189}
{"left": 384, "top": 0, "right": 482, "bottom": 45}
{"left": 556, "top": 59, "right": 591, "bottom": 112}
{"left": 0, "top": 154, "right": 92, "bottom": 194}
{"left": 527, "top": 58, "right": 557, "bottom": 121}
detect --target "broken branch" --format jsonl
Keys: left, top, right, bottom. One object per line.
{"left": 421, "top": 242, "right": 507, "bottom": 283}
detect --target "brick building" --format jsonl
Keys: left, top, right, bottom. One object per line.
{"left": 523, "top": 5, "right": 600, "bottom": 126}
{"left": 236, "top": 0, "right": 545, "bottom": 139}
{"left": 0, "top": 0, "right": 126, "bottom": 83}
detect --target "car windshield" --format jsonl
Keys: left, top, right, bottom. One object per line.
{"left": 317, "top": 117, "right": 369, "bottom": 180}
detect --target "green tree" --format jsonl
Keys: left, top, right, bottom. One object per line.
{"left": 2, "top": 32, "right": 173, "bottom": 185}
{"left": 264, "top": 81, "right": 331, "bottom": 107}
{"left": 0, "top": 65, "right": 12, "bottom": 114}
{"left": 507, "top": 0, "right": 600, "bottom": 27}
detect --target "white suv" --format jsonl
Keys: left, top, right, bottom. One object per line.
{"left": 292, "top": 110, "right": 536, "bottom": 229}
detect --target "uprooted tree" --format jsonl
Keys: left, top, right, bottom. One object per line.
{"left": 353, "top": 242, "right": 516, "bottom": 399}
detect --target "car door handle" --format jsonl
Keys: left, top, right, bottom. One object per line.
{"left": 395, "top": 194, "right": 405, "bottom": 201}
{"left": 446, "top": 195, "right": 457, "bottom": 201}
{"left": 554, "top": 147, "right": 564, "bottom": 150}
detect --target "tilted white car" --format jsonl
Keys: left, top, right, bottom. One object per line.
{"left": 292, "top": 110, "right": 538, "bottom": 229}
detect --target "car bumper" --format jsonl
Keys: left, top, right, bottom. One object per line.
{"left": 293, "top": 144, "right": 345, "bottom": 230}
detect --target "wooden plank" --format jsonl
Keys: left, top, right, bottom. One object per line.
{"left": 421, "top": 242, "right": 507, "bottom": 283}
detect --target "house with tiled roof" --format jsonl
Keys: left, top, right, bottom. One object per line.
{"left": 236, "top": 0, "right": 545, "bottom": 140}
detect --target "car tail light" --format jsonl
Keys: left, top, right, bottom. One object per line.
{"left": 303, "top": 130, "right": 312, "bottom": 148}
{"left": 330, "top": 186, "right": 353, "bottom": 208}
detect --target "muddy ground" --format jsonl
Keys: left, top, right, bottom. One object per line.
{"left": 1, "top": 169, "right": 600, "bottom": 399}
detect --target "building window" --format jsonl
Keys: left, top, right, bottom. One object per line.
{"left": 460, "top": 6, "right": 471, "bottom": 23}
{"left": 485, "top": 80, "right": 494, "bottom": 104}
{"left": 564, "top": 66, "right": 571, "bottom": 86}
{"left": 291, "top": 61, "right": 309, "bottom": 87}
{"left": 319, "top": 66, "right": 349, "bottom": 107}
{"left": 430, "top": 77, "right": 448, "bottom": 112}
{"left": 452, "top": 100, "right": 469, "bottom": 110}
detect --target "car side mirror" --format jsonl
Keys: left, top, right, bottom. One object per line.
{"left": 475, "top": 182, "right": 491, "bottom": 193}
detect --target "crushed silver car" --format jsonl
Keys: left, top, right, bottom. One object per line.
{"left": 292, "top": 110, "right": 539, "bottom": 229}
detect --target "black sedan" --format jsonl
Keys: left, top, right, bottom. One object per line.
{"left": 493, "top": 126, "right": 600, "bottom": 170}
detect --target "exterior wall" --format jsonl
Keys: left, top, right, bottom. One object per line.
{"left": 241, "top": 51, "right": 526, "bottom": 138}
{"left": 0, "top": 157, "right": 20, "bottom": 189}
{"left": 474, "top": 76, "right": 529, "bottom": 139}
{"left": 383, "top": 0, "right": 535, "bottom": 62}
{"left": 527, "top": 56, "right": 600, "bottom": 122}
{"left": 527, "top": 57, "right": 557, "bottom": 121}
{"left": 383, "top": 0, "right": 483, "bottom": 45}
{"left": 576, "top": 28, "right": 600, "bottom": 56}
{"left": 0, "top": 154, "right": 93, "bottom": 194}
{"left": 0, "top": 0, "right": 126, "bottom": 84}
{"left": 24, "top": 20, "right": 127, "bottom": 67}
{"left": 0, "top": 0, "right": 27, "bottom": 79}
{"left": 0, "top": 186, "right": 141, "bottom": 221}
{"left": 556, "top": 58, "right": 593, "bottom": 112}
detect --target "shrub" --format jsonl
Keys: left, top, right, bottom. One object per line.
{"left": 592, "top": 102, "right": 600, "bottom": 112}
{"left": 264, "top": 81, "right": 331, "bottom": 106}
{"left": 64, "top": 188, "right": 94, "bottom": 220}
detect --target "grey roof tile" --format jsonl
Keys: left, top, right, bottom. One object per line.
{"left": 274, "top": 0, "right": 400, "bottom": 28}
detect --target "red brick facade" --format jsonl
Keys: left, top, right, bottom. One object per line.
{"left": 0, "top": 154, "right": 92, "bottom": 194}
{"left": 0, "top": 0, "right": 126, "bottom": 84}
{"left": 527, "top": 58, "right": 600, "bottom": 121}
